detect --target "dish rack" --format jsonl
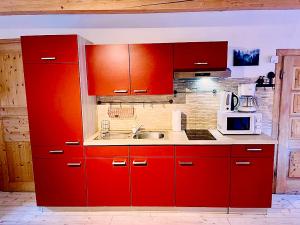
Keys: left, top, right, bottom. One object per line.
{"left": 107, "top": 106, "right": 134, "bottom": 119}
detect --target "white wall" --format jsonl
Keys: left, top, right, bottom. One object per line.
{"left": 1, "top": 10, "right": 300, "bottom": 78}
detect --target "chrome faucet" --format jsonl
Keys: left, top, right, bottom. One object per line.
{"left": 132, "top": 124, "right": 143, "bottom": 136}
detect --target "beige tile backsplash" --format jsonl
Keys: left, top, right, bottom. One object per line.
{"left": 97, "top": 78, "right": 274, "bottom": 135}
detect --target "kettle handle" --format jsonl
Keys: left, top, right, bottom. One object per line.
{"left": 231, "top": 93, "right": 239, "bottom": 110}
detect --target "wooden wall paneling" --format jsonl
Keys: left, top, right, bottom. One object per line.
{"left": 1, "top": 0, "right": 300, "bottom": 15}
{"left": 2, "top": 116, "right": 30, "bottom": 142}
{"left": 5, "top": 142, "right": 33, "bottom": 183}
{"left": 0, "top": 39, "right": 33, "bottom": 191}
{"left": 0, "top": 42, "right": 26, "bottom": 107}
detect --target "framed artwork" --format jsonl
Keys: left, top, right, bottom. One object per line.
{"left": 233, "top": 48, "right": 260, "bottom": 66}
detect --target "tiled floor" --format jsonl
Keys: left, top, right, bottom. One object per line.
{"left": 0, "top": 192, "right": 300, "bottom": 225}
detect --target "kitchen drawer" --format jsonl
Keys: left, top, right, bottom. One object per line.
{"left": 86, "top": 146, "right": 129, "bottom": 158}
{"left": 130, "top": 146, "right": 174, "bottom": 157}
{"left": 176, "top": 145, "right": 231, "bottom": 158}
{"left": 231, "top": 145, "right": 274, "bottom": 158}
{"left": 21, "top": 35, "right": 79, "bottom": 63}
{"left": 31, "top": 145, "right": 83, "bottom": 159}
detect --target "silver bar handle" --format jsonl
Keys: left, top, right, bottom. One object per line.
{"left": 133, "top": 90, "right": 147, "bottom": 93}
{"left": 41, "top": 57, "right": 56, "bottom": 60}
{"left": 179, "top": 161, "right": 193, "bottom": 166}
{"left": 247, "top": 148, "right": 262, "bottom": 151}
{"left": 65, "top": 141, "right": 80, "bottom": 145}
{"left": 112, "top": 161, "right": 127, "bottom": 166}
{"left": 114, "top": 90, "right": 128, "bottom": 93}
{"left": 133, "top": 160, "right": 147, "bottom": 166}
{"left": 194, "top": 62, "right": 208, "bottom": 65}
{"left": 49, "top": 150, "right": 64, "bottom": 154}
{"left": 67, "top": 162, "right": 81, "bottom": 167}
{"left": 235, "top": 162, "right": 251, "bottom": 165}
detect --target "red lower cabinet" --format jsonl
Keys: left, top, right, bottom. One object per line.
{"left": 130, "top": 146, "right": 175, "bottom": 206}
{"left": 86, "top": 158, "right": 130, "bottom": 206}
{"left": 33, "top": 158, "right": 85, "bottom": 206}
{"left": 230, "top": 157, "right": 274, "bottom": 208}
{"left": 176, "top": 157, "right": 230, "bottom": 207}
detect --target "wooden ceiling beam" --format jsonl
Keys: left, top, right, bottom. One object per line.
{"left": 1, "top": 0, "right": 300, "bottom": 15}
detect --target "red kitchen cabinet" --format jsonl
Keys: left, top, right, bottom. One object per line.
{"left": 33, "top": 158, "right": 85, "bottom": 206}
{"left": 230, "top": 156, "right": 274, "bottom": 208}
{"left": 86, "top": 158, "right": 130, "bottom": 206}
{"left": 23, "top": 63, "right": 83, "bottom": 147}
{"left": 21, "top": 35, "right": 79, "bottom": 63}
{"left": 130, "top": 146, "right": 174, "bottom": 206}
{"left": 173, "top": 42, "right": 228, "bottom": 71}
{"left": 129, "top": 44, "right": 173, "bottom": 95}
{"left": 85, "top": 45, "right": 130, "bottom": 96}
{"left": 175, "top": 146, "right": 230, "bottom": 207}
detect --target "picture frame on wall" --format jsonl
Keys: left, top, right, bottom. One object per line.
{"left": 233, "top": 48, "right": 260, "bottom": 66}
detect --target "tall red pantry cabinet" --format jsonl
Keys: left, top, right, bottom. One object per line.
{"left": 21, "top": 35, "right": 86, "bottom": 206}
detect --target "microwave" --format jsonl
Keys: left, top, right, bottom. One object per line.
{"left": 217, "top": 111, "right": 262, "bottom": 135}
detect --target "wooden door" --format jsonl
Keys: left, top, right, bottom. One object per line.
{"left": 33, "top": 157, "right": 85, "bottom": 206}
{"left": 129, "top": 44, "right": 173, "bottom": 95}
{"left": 230, "top": 157, "right": 274, "bottom": 208}
{"left": 173, "top": 42, "right": 228, "bottom": 71}
{"left": 23, "top": 63, "right": 83, "bottom": 147}
{"left": 85, "top": 45, "right": 130, "bottom": 96}
{"left": 86, "top": 158, "right": 130, "bottom": 206}
{"left": 277, "top": 56, "right": 300, "bottom": 193}
{"left": 176, "top": 157, "right": 230, "bottom": 207}
{"left": 0, "top": 40, "right": 34, "bottom": 192}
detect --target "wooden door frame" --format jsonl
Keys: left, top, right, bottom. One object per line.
{"left": 273, "top": 49, "right": 300, "bottom": 193}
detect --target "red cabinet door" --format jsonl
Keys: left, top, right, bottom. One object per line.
{"left": 131, "top": 157, "right": 174, "bottom": 206}
{"left": 23, "top": 63, "right": 83, "bottom": 147}
{"left": 173, "top": 42, "right": 228, "bottom": 71}
{"left": 86, "top": 158, "right": 130, "bottom": 206}
{"left": 86, "top": 45, "right": 130, "bottom": 96}
{"left": 33, "top": 158, "right": 85, "bottom": 206}
{"left": 176, "top": 157, "right": 230, "bottom": 207}
{"left": 230, "top": 157, "right": 274, "bottom": 208}
{"left": 129, "top": 44, "right": 173, "bottom": 95}
{"left": 21, "top": 35, "right": 79, "bottom": 63}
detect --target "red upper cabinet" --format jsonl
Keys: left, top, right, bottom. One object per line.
{"left": 86, "top": 45, "right": 130, "bottom": 96}
{"left": 173, "top": 41, "right": 228, "bottom": 71}
{"left": 129, "top": 44, "right": 173, "bottom": 95}
{"left": 21, "top": 35, "right": 79, "bottom": 63}
{"left": 23, "top": 63, "right": 83, "bottom": 147}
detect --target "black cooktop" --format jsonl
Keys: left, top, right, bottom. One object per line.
{"left": 185, "top": 129, "right": 216, "bottom": 140}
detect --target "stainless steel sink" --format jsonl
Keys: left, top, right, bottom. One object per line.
{"left": 94, "top": 131, "right": 132, "bottom": 140}
{"left": 94, "top": 131, "right": 166, "bottom": 140}
{"left": 133, "top": 131, "right": 165, "bottom": 140}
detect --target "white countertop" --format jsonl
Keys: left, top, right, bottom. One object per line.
{"left": 84, "top": 129, "right": 278, "bottom": 146}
